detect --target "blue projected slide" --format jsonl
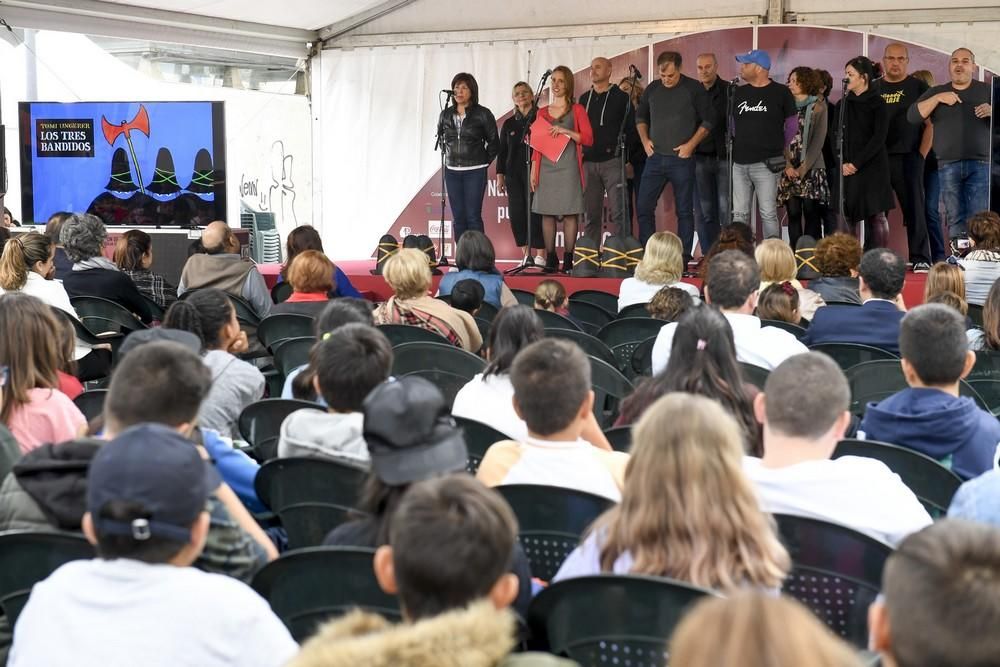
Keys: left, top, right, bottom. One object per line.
{"left": 19, "top": 101, "right": 226, "bottom": 226}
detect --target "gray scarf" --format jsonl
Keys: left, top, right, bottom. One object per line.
{"left": 72, "top": 256, "right": 119, "bottom": 272}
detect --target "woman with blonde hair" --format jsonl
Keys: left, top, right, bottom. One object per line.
{"left": 924, "top": 261, "right": 966, "bottom": 304}
{"left": 670, "top": 592, "right": 864, "bottom": 667}
{"left": 554, "top": 393, "right": 789, "bottom": 591}
{"left": 373, "top": 248, "right": 482, "bottom": 352}
{"left": 755, "top": 238, "right": 825, "bottom": 320}
{"left": 617, "top": 231, "right": 700, "bottom": 311}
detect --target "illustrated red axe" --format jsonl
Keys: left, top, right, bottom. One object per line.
{"left": 102, "top": 105, "right": 150, "bottom": 194}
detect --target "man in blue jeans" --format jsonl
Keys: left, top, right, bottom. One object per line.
{"left": 694, "top": 52, "right": 730, "bottom": 254}
{"left": 908, "top": 47, "right": 992, "bottom": 239}
{"left": 730, "top": 49, "right": 797, "bottom": 240}
{"left": 635, "top": 50, "right": 714, "bottom": 264}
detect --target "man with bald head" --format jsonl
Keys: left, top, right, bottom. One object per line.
{"left": 178, "top": 221, "right": 272, "bottom": 318}
{"left": 694, "top": 52, "right": 729, "bottom": 251}
{"left": 909, "top": 47, "right": 992, "bottom": 239}
{"left": 579, "top": 56, "right": 636, "bottom": 242}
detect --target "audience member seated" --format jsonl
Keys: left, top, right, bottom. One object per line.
{"left": 868, "top": 520, "right": 1000, "bottom": 667}
{"left": 924, "top": 260, "right": 966, "bottom": 309}
{"left": 59, "top": 213, "right": 154, "bottom": 323}
{"left": 755, "top": 238, "right": 825, "bottom": 320}
{"left": 476, "top": 339, "right": 629, "bottom": 501}
{"left": 554, "top": 393, "right": 788, "bottom": 591}
{"left": 968, "top": 275, "right": 1000, "bottom": 351}
{"left": 647, "top": 285, "right": 695, "bottom": 321}
{"left": 533, "top": 279, "right": 577, "bottom": 324}
{"left": 859, "top": 304, "right": 1000, "bottom": 480}
{"left": 745, "top": 353, "right": 931, "bottom": 546}
{"left": 452, "top": 306, "right": 612, "bottom": 449}
{"left": 448, "top": 278, "right": 485, "bottom": 316}
{"left": 373, "top": 249, "right": 482, "bottom": 352}
{"left": 437, "top": 231, "right": 517, "bottom": 309}
{"left": 0, "top": 382, "right": 21, "bottom": 484}
{"left": 0, "top": 340, "right": 277, "bottom": 580}
{"left": 617, "top": 306, "right": 761, "bottom": 453}
{"left": 277, "top": 324, "right": 392, "bottom": 463}
{"left": 959, "top": 211, "right": 1000, "bottom": 306}
{"left": 7, "top": 423, "right": 296, "bottom": 667}
{"left": 670, "top": 591, "right": 864, "bottom": 667}
{"left": 112, "top": 229, "right": 177, "bottom": 310}
{"left": 0, "top": 294, "right": 86, "bottom": 453}
{"left": 291, "top": 475, "right": 571, "bottom": 667}
{"left": 281, "top": 224, "right": 361, "bottom": 299}
{"left": 44, "top": 211, "right": 74, "bottom": 280}
{"left": 54, "top": 315, "right": 83, "bottom": 401}
{"left": 808, "top": 233, "right": 863, "bottom": 305}
{"left": 756, "top": 282, "right": 801, "bottom": 325}
{"left": 270, "top": 250, "right": 336, "bottom": 316}
{"left": 283, "top": 298, "right": 374, "bottom": 401}
{"left": 802, "top": 248, "right": 907, "bottom": 354}
{"left": 178, "top": 220, "right": 271, "bottom": 319}
{"left": 163, "top": 289, "right": 265, "bottom": 439}
{"left": 617, "top": 231, "right": 700, "bottom": 311}
{"left": 0, "top": 231, "right": 111, "bottom": 381}
{"left": 652, "top": 250, "right": 807, "bottom": 374}
{"left": 949, "top": 466, "right": 1000, "bottom": 528}
{"left": 697, "top": 222, "right": 756, "bottom": 281}
{"left": 926, "top": 290, "right": 969, "bottom": 318}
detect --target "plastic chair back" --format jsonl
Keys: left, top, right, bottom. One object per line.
{"left": 510, "top": 288, "right": 536, "bottom": 306}
{"left": 273, "top": 337, "right": 317, "bottom": 378}
{"left": 73, "top": 390, "right": 108, "bottom": 422}
{"left": 566, "top": 300, "right": 613, "bottom": 336}
{"left": 602, "top": 426, "right": 632, "bottom": 452}
{"left": 454, "top": 416, "right": 513, "bottom": 474}
{"left": 477, "top": 301, "right": 500, "bottom": 322}
{"left": 0, "top": 531, "right": 95, "bottom": 626}
{"left": 225, "top": 292, "right": 263, "bottom": 327}
{"left": 629, "top": 335, "right": 657, "bottom": 379}
{"left": 597, "top": 318, "right": 667, "bottom": 376}
{"left": 965, "top": 379, "right": 1000, "bottom": 415}
{"left": 569, "top": 289, "right": 618, "bottom": 316}
{"left": 271, "top": 281, "right": 293, "bottom": 304}
{"left": 254, "top": 458, "right": 367, "bottom": 549}
{"left": 775, "top": 514, "right": 892, "bottom": 648}
{"left": 377, "top": 324, "right": 449, "bottom": 346}
{"left": 968, "top": 303, "right": 984, "bottom": 328}
{"left": 808, "top": 342, "right": 898, "bottom": 371}
{"left": 847, "top": 360, "right": 989, "bottom": 415}
{"left": 70, "top": 296, "right": 148, "bottom": 335}
{"left": 546, "top": 328, "right": 617, "bottom": 367}
{"left": 258, "top": 314, "right": 315, "bottom": 350}
{"left": 617, "top": 302, "right": 651, "bottom": 319}
{"left": 391, "top": 342, "right": 487, "bottom": 408}
{"left": 760, "top": 319, "right": 807, "bottom": 339}
{"left": 238, "top": 398, "right": 317, "bottom": 461}
{"left": 739, "top": 362, "right": 771, "bottom": 391}
{"left": 252, "top": 547, "right": 399, "bottom": 642}
{"left": 833, "top": 439, "right": 962, "bottom": 517}
{"left": 496, "top": 484, "right": 614, "bottom": 582}
{"left": 969, "top": 350, "right": 1000, "bottom": 381}
{"left": 535, "top": 309, "right": 582, "bottom": 332}
{"left": 588, "top": 356, "right": 634, "bottom": 429}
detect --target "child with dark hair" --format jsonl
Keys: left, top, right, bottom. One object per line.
{"left": 278, "top": 324, "right": 392, "bottom": 464}
{"left": 449, "top": 278, "right": 485, "bottom": 316}
{"left": 437, "top": 231, "right": 517, "bottom": 308}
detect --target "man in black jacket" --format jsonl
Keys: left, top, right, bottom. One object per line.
{"left": 694, "top": 52, "right": 730, "bottom": 254}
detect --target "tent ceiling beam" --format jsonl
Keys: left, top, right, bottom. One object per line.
{"left": 318, "top": 0, "right": 420, "bottom": 42}
{"left": 794, "top": 7, "right": 1000, "bottom": 26}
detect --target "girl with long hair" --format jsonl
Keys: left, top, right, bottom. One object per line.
{"left": 112, "top": 229, "right": 176, "bottom": 309}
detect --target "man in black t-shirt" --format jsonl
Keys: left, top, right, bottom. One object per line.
{"left": 730, "top": 49, "right": 797, "bottom": 240}
{"left": 694, "top": 53, "right": 730, "bottom": 253}
{"left": 874, "top": 43, "right": 932, "bottom": 271}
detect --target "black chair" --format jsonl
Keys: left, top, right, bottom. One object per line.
{"left": 760, "top": 319, "right": 807, "bottom": 339}
{"left": 569, "top": 289, "right": 618, "bottom": 316}
{"left": 0, "top": 531, "right": 95, "bottom": 626}
{"left": 238, "top": 398, "right": 317, "bottom": 461}
{"left": 589, "top": 356, "right": 634, "bottom": 429}
{"left": 225, "top": 292, "right": 263, "bottom": 327}
{"left": 616, "top": 302, "right": 651, "bottom": 319}
{"left": 376, "top": 323, "right": 449, "bottom": 346}
{"left": 965, "top": 379, "right": 1000, "bottom": 415}
{"left": 252, "top": 546, "right": 399, "bottom": 641}
{"left": 271, "top": 281, "right": 293, "bottom": 304}
{"left": 527, "top": 574, "right": 714, "bottom": 663}
{"left": 969, "top": 350, "right": 1000, "bottom": 381}
{"left": 391, "top": 342, "right": 487, "bottom": 408}
{"left": 496, "top": 485, "right": 614, "bottom": 582}
{"left": 833, "top": 439, "right": 963, "bottom": 517}
{"left": 775, "top": 514, "right": 892, "bottom": 649}
{"left": 546, "top": 328, "right": 617, "bottom": 367}
{"left": 808, "top": 342, "right": 898, "bottom": 371}
{"left": 510, "top": 288, "right": 536, "bottom": 307}
{"left": 143, "top": 297, "right": 166, "bottom": 321}
{"left": 273, "top": 337, "right": 317, "bottom": 378}
{"left": 535, "top": 308, "right": 582, "bottom": 332}
{"left": 70, "top": 295, "right": 148, "bottom": 335}
{"left": 254, "top": 458, "right": 367, "bottom": 549}
{"left": 258, "top": 314, "right": 315, "bottom": 350}
{"left": 823, "top": 300, "right": 862, "bottom": 307}
{"left": 739, "top": 362, "right": 771, "bottom": 391}
{"left": 73, "top": 389, "right": 108, "bottom": 422}
{"left": 596, "top": 318, "right": 668, "bottom": 376}
{"left": 566, "top": 300, "right": 614, "bottom": 336}
{"left": 602, "top": 426, "right": 632, "bottom": 452}
{"left": 968, "top": 303, "right": 984, "bottom": 328}
{"left": 847, "top": 360, "right": 989, "bottom": 415}
{"left": 629, "top": 335, "right": 657, "bottom": 378}
{"left": 454, "top": 416, "right": 512, "bottom": 474}
{"left": 477, "top": 301, "right": 500, "bottom": 322}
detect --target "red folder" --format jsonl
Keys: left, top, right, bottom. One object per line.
{"left": 529, "top": 115, "right": 570, "bottom": 163}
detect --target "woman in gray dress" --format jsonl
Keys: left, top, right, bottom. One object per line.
{"left": 530, "top": 65, "right": 594, "bottom": 273}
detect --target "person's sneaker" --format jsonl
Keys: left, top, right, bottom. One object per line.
{"left": 913, "top": 262, "right": 931, "bottom": 273}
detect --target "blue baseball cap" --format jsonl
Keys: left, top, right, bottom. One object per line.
{"left": 736, "top": 49, "right": 772, "bottom": 70}
{"left": 87, "top": 423, "right": 220, "bottom": 543}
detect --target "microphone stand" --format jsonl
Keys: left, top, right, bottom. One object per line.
{"left": 616, "top": 66, "right": 641, "bottom": 239}
{"left": 434, "top": 90, "right": 454, "bottom": 267}
{"left": 506, "top": 69, "right": 551, "bottom": 276}
{"left": 837, "top": 79, "right": 849, "bottom": 235}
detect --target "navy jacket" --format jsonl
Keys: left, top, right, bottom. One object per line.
{"left": 802, "top": 299, "right": 904, "bottom": 354}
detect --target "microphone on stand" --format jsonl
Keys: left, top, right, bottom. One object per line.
{"left": 441, "top": 89, "right": 455, "bottom": 95}
{"left": 628, "top": 64, "right": 643, "bottom": 80}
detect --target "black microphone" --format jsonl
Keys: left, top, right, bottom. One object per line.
{"left": 841, "top": 78, "right": 850, "bottom": 84}
{"left": 629, "top": 64, "right": 643, "bottom": 80}
{"left": 441, "top": 89, "right": 455, "bottom": 95}
{"left": 541, "top": 69, "right": 553, "bottom": 78}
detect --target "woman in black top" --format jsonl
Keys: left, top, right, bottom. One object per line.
{"left": 497, "top": 81, "right": 542, "bottom": 265}
{"left": 437, "top": 72, "right": 500, "bottom": 243}
{"left": 834, "top": 57, "right": 895, "bottom": 249}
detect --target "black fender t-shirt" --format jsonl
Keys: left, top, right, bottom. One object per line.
{"left": 873, "top": 76, "right": 928, "bottom": 154}
{"left": 731, "top": 80, "right": 796, "bottom": 164}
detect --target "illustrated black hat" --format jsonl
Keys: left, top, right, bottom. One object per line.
{"left": 147, "top": 147, "right": 182, "bottom": 195}
{"left": 104, "top": 148, "right": 139, "bottom": 193}
{"left": 186, "top": 148, "right": 215, "bottom": 194}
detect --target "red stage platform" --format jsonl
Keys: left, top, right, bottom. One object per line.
{"left": 258, "top": 260, "right": 930, "bottom": 308}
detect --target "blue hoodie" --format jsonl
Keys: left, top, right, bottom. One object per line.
{"left": 860, "top": 387, "right": 1000, "bottom": 480}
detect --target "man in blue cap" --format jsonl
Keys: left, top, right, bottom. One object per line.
{"left": 730, "top": 49, "right": 797, "bottom": 240}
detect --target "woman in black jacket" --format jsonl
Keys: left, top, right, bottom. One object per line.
{"left": 497, "top": 81, "right": 542, "bottom": 265}
{"left": 437, "top": 72, "right": 500, "bottom": 243}
{"left": 835, "top": 57, "right": 895, "bottom": 249}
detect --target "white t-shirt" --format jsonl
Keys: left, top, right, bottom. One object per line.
{"left": 743, "top": 455, "right": 933, "bottom": 547}
{"left": 452, "top": 373, "right": 525, "bottom": 441}
{"left": 651, "top": 312, "right": 807, "bottom": 375}
{"left": 10, "top": 558, "right": 298, "bottom": 667}
{"left": 617, "top": 277, "right": 700, "bottom": 312}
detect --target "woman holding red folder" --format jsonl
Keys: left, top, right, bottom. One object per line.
{"left": 530, "top": 65, "right": 594, "bottom": 273}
